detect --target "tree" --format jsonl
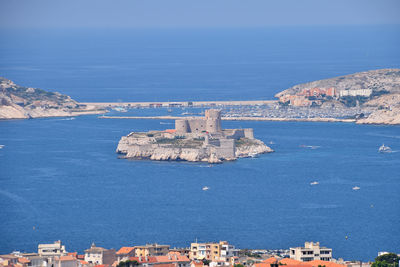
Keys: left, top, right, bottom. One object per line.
{"left": 202, "top": 259, "right": 211, "bottom": 266}
{"left": 371, "top": 253, "right": 400, "bottom": 267}
{"left": 234, "top": 264, "right": 245, "bottom": 267}
{"left": 117, "top": 260, "right": 139, "bottom": 267}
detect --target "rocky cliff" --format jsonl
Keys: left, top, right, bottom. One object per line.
{"left": 0, "top": 77, "right": 105, "bottom": 119}
{"left": 116, "top": 131, "right": 273, "bottom": 163}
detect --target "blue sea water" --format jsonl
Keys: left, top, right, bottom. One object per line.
{"left": 0, "top": 26, "right": 400, "bottom": 261}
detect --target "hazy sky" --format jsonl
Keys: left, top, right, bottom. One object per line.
{"left": 1, "top": 0, "right": 400, "bottom": 28}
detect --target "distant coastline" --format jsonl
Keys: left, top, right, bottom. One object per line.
{"left": 1, "top": 69, "right": 399, "bottom": 124}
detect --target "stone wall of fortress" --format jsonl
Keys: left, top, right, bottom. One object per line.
{"left": 175, "top": 109, "right": 222, "bottom": 134}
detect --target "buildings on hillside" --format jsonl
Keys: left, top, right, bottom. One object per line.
{"left": 1, "top": 240, "right": 380, "bottom": 267}
{"left": 289, "top": 242, "right": 332, "bottom": 262}
{"left": 278, "top": 87, "right": 373, "bottom": 107}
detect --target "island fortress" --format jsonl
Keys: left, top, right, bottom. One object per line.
{"left": 116, "top": 109, "right": 272, "bottom": 163}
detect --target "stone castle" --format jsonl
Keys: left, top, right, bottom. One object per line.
{"left": 173, "top": 109, "right": 255, "bottom": 159}
{"left": 116, "top": 109, "right": 272, "bottom": 163}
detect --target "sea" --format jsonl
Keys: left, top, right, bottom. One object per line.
{"left": 0, "top": 26, "right": 399, "bottom": 261}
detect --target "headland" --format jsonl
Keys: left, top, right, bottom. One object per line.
{"left": 116, "top": 109, "right": 273, "bottom": 163}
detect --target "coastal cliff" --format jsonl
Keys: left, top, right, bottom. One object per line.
{"left": 0, "top": 77, "right": 105, "bottom": 119}
{"left": 116, "top": 133, "right": 272, "bottom": 163}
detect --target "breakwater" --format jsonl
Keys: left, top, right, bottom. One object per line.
{"left": 99, "top": 115, "right": 356, "bottom": 123}
{"left": 82, "top": 100, "right": 276, "bottom": 108}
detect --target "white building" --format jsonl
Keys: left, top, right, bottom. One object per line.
{"left": 339, "top": 89, "right": 372, "bottom": 97}
{"left": 84, "top": 243, "right": 116, "bottom": 265}
{"left": 219, "top": 241, "right": 239, "bottom": 261}
{"left": 38, "top": 241, "right": 68, "bottom": 258}
{"left": 290, "top": 242, "right": 332, "bottom": 262}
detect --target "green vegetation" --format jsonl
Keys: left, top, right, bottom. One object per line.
{"left": 234, "top": 264, "right": 245, "bottom": 267}
{"left": 371, "top": 253, "right": 400, "bottom": 267}
{"left": 235, "top": 138, "right": 258, "bottom": 147}
{"left": 117, "top": 260, "right": 139, "bottom": 267}
{"left": 339, "top": 96, "right": 369, "bottom": 107}
{"left": 202, "top": 259, "right": 211, "bottom": 266}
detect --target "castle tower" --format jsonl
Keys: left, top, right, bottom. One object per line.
{"left": 205, "top": 109, "right": 222, "bottom": 133}
{"left": 175, "top": 119, "right": 189, "bottom": 134}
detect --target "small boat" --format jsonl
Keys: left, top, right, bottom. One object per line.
{"left": 352, "top": 186, "right": 360, "bottom": 191}
{"left": 269, "top": 141, "right": 275, "bottom": 145}
{"left": 0, "top": 145, "right": 4, "bottom": 149}
{"left": 112, "top": 106, "right": 128, "bottom": 112}
{"left": 202, "top": 186, "right": 210, "bottom": 191}
{"left": 378, "top": 144, "right": 392, "bottom": 153}
{"left": 310, "top": 181, "right": 319, "bottom": 185}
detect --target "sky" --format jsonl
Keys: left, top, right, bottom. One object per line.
{"left": 0, "top": 0, "right": 400, "bottom": 29}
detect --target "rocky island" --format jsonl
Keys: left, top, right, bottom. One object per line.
{"left": 0, "top": 77, "right": 105, "bottom": 119}
{"left": 116, "top": 109, "right": 273, "bottom": 163}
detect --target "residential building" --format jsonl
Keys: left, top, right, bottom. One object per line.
{"left": 116, "top": 247, "right": 136, "bottom": 262}
{"left": 339, "top": 89, "right": 372, "bottom": 97}
{"left": 84, "top": 243, "right": 116, "bottom": 265}
{"left": 290, "top": 242, "right": 332, "bottom": 262}
{"left": 219, "top": 241, "right": 239, "bottom": 262}
{"left": 53, "top": 256, "right": 78, "bottom": 267}
{"left": 134, "top": 244, "right": 170, "bottom": 257}
{"left": 189, "top": 241, "right": 237, "bottom": 262}
{"left": 189, "top": 242, "right": 220, "bottom": 261}
{"left": 38, "top": 241, "right": 67, "bottom": 258}
{"left": 0, "top": 255, "right": 19, "bottom": 266}
{"left": 154, "top": 252, "right": 190, "bottom": 267}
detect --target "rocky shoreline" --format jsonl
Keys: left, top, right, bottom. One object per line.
{"left": 0, "top": 77, "right": 106, "bottom": 120}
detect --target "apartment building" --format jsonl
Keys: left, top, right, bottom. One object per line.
{"left": 189, "top": 241, "right": 238, "bottom": 262}
{"left": 38, "top": 241, "right": 67, "bottom": 258}
{"left": 290, "top": 242, "right": 332, "bottom": 262}
{"left": 84, "top": 243, "right": 116, "bottom": 265}
{"left": 134, "top": 244, "right": 170, "bottom": 257}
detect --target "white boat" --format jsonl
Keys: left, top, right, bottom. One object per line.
{"left": 0, "top": 145, "right": 4, "bottom": 149}
{"left": 269, "top": 141, "right": 275, "bottom": 145}
{"left": 202, "top": 186, "right": 210, "bottom": 191}
{"left": 112, "top": 106, "right": 128, "bottom": 112}
{"left": 310, "top": 181, "right": 319, "bottom": 185}
{"left": 378, "top": 144, "right": 392, "bottom": 153}
{"left": 352, "top": 186, "right": 360, "bottom": 191}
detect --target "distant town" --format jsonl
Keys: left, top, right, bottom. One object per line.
{"left": 1, "top": 241, "right": 398, "bottom": 267}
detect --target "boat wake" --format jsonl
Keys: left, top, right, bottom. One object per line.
{"left": 53, "top": 117, "right": 76, "bottom": 121}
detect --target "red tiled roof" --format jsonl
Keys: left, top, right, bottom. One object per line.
{"left": 155, "top": 264, "right": 176, "bottom": 267}
{"left": 129, "top": 256, "right": 157, "bottom": 264}
{"left": 279, "top": 259, "right": 303, "bottom": 265}
{"left": 18, "top": 258, "right": 30, "bottom": 264}
{"left": 155, "top": 255, "right": 190, "bottom": 263}
{"left": 308, "top": 260, "right": 346, "bottom": 267}
{"left": 191, "top": 261, "right": 204, "bottom": 267}
{"left": 262, "top": 257, "right": 278, "bottom": 264}
{"left": 58, "top": 256, "right": 76, "bottom": 262}
{"left": 117, "top": 247, "right": 135, "bottom": 255}
{"left": 68, "top": 252, "right": 78, "bottom": 258}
